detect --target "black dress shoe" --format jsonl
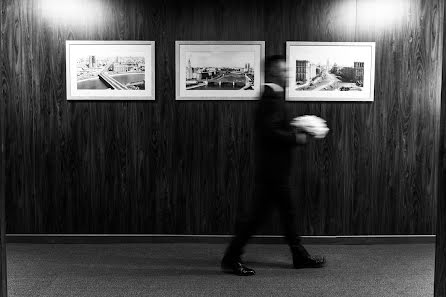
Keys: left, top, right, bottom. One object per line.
{"left": 221, "top": 258, "right": 256, "bottom": 276}
{"left": 293, "top": 255, "right": 326, "bottom": 269}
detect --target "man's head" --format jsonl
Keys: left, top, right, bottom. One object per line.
{"left": 265, "top": 55, "right": 287, "bottom": 87}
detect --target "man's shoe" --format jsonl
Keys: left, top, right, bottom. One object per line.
{"left": 221, "top": 258, "right": 256, "bottom": 276}
{"left": 293, "top": 255, "right": 326, "bottom": 269}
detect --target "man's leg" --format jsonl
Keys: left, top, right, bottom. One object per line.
{"left": 224, "top": 183, "right": 273, "bottom": 260}
{"left": 274, "top": 183, "right": 302, "bottom": 247}
{"left": 276, "top": 184, "right": 326, "bottom": 268}
{"left": 222, "top": 183, "right": 274, "bottom": 275}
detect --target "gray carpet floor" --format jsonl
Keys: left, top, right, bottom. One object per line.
{"left": 6, "top": 243, "right": 434, "bottom": 297}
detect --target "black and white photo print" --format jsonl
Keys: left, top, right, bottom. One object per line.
{"left": 176, "top": 41, "right": 264, "bottom": 100}
{"left": 66, "top": 41, "right": 155, "bottom": 100}
{"left": 286, "top": 42, "right": 375, "bottom": 101}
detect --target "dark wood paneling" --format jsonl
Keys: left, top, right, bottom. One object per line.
{"left": 0, "top": 0, "right": 7, "bottom": 295}
{"left": 1, "top": 0, "right": 442, "bottom": 235}
{"left": 435, "top": 1, "right": 446, "bottom": 295}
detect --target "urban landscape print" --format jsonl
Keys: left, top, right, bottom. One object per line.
{"left": 287, "top": 42, "right": 375, "bottom": 101}
{"left": 294, "top": 46, "right": 365, "bottom": 92}
{"left": 76, "top": 55, "right": 146, "bottom": 90}
{"left": 184, "top": 51, "right": 255, "bottom": 91}
{"left": 294, "top": 55, "right": 364, "bottom": 92}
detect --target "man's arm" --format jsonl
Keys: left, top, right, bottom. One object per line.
{"left": 263, "top": 101, "right": 307, "bottom": 146}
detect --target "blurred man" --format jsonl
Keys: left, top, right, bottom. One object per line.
{"left": 221, "top": 55, "right": 326, "bottom": 276}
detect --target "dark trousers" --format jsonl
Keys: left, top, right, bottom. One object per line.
{"left": 224, "top": 181, "right": 302, "bottom": 260}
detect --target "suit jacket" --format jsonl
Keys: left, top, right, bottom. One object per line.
{"left": 254, "top": 84, "right": 301, "bottom": 183}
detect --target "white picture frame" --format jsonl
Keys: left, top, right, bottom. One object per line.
{"left": 66, "top": 40, "right": 155, "bottom": 100}
{"left": 286, "top": 41, "right": 375, "bottom": 102}
{"left": 175, "top": 41, "right": 265, "bottom": 100}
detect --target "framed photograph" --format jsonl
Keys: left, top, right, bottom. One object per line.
{"left": 286, "top": 42, "right": 375, "bottom": 102}
{"left": 66, "top": 40, "right": 155, "bottom": 100}
{"left": 175, "top": 41, "right": 265, "bottom": 100}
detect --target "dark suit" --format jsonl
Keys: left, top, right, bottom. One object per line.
{"left": 224, "top": 84, "right": 304, "bottom": 260}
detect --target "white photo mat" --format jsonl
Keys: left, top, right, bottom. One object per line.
{"left": 286, "top": 42, "right": 375, "bottom": 102}
{"left": 66, "top": 40, "right": 155, "bottom": 100}
{"left": 175, "top": 41, "right": 265, "bottom": 100}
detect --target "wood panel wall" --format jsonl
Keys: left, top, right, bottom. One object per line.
{"left": 0, "top": 0, "right": 7, "bottom": 295}
{"left": 435, "top": 1, "right": 446, "bottom": 295}
{"left": 1, "top": 0, "right": 443, "bottom": 235}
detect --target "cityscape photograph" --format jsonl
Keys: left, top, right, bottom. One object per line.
{"left": 295, "top": 59, "right": 364, "bottom": 92}
{"left": 292, "top": 45, "right": 368, "bottom": 93}
{"left": 76, "top": 55, "right": 146, "bottom": 90}
{"left": 184, "top": 51, "right": 255, "bottom": 90}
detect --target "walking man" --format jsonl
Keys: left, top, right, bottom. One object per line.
{"left": 221, "top": 55, "right": 326, "bottom": 276}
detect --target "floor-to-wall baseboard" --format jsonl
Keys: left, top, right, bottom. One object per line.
{"left": 5, "top": 234, "right": 436, "bottom": 245}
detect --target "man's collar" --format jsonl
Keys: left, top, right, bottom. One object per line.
{"left": 263, "top": 83, "right": 284, "bottom": 93}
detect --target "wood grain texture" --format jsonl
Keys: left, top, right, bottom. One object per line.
{"left": 435, "top": 0, "right": 446, "bottom": 295}
{"left": 0, "top": 0, "right": 7, "bottom": 295}
{"left": 1, "top": 0, "right": 443, "bottom": 236}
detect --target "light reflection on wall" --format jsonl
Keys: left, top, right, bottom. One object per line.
{"left": 40, "top": 0, "right": 103, "bottom": 26}
{"left": 359, "top": 0, "right": 405, "bottom": 28}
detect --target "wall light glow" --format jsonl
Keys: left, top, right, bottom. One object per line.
{"left": 359, "top": 0, "right": 405, "bottom": 28}
{"left": 40, "top": 0, "right": 103, "bottom": 25}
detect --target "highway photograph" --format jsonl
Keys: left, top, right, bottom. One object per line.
{"left": 295, "top": 63, "right": 364, "bottom": 92}
{"left": 290, "top": 44, "right": 369, "bottom": 94}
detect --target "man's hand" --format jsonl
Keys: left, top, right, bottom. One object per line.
{"left": 295, "top": 130, "right": 308, "bottom": 144}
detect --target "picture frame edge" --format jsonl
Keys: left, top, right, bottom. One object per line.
{"left": 285, "top": 41, "right": 376, "bottom": 102}
{"left": 65, "top": 40, "right": 156, "bottom": 101}
{"left": 175, "top": 40, "right": 265, "bottom": 101}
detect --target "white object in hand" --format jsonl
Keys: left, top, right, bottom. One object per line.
{"left": 290, "top": 115, "right": 329, "bottom": 139}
